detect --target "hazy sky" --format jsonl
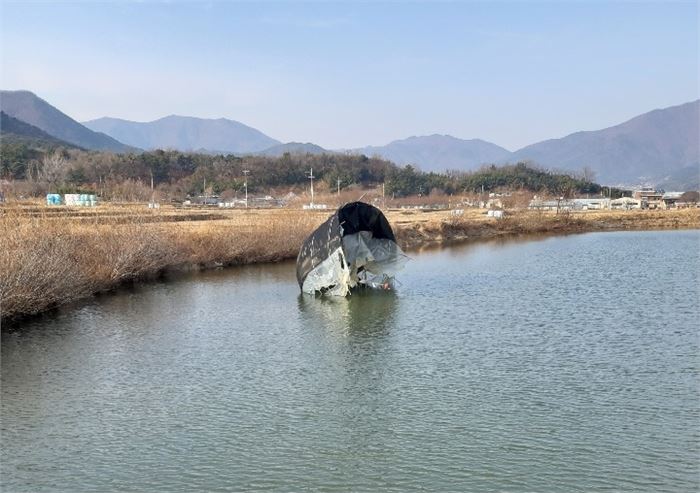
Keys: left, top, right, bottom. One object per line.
{"left": 1, "top": 1, "right": 697, "bottom": 150}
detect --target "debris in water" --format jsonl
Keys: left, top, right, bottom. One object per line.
{"left": 296, "top": 201, "right": 408, "bottom": 296}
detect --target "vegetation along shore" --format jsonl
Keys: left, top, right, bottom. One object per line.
{"left": 2, "top": 115, "right": 698, "bottom": 321}
{"left": 1, "top": 203, "right": 697, "bottom": 322}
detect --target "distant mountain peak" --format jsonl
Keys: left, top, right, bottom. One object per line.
{"left": 83, "top": 115, "right": 280, "bottom": 153}
{"left": 353, "top": 134, "right": 512, "bottom": 172}
{"left": 258, "top": 141, "right": 327, "bottom": 157}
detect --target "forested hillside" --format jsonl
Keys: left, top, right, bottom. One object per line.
{"left": 0, "top": 140, "right": 607, "bottom": 201}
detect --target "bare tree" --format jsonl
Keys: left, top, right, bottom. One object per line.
{"left": 25, "top": 159, "right": 41, "bottom": 182}
{"left": 39, "top": 152, "right": 68, "bottom": 188}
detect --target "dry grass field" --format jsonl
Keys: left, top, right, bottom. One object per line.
{"left": 1, "top": 202, "right": 698, "bottom": 320}
{"left": 0, "top": 205, "right": 325, "bottom": 320}
{"left": 386, "top": 206, "right": 699, "bottom": 249}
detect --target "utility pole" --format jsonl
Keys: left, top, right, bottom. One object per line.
{"left": 382, "top": 182, "right": 386, "bottom": 209}
{"left": 243, "top": 169, "right": 249, "bottom": 208}
{"left": 337, "top": 177, "right": 341, "bottom": 196}
{"left": 307, "top": 167, "right": 315, "bottom": 207}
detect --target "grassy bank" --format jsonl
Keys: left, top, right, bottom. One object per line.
{"left": 392, "top": 208, "right": 700, "bottom": 248}
{"left": 0, "top": 206, "right": 324, "bottom": 321}
{"left": 1, "top": 204, "right": 698, "bottom": 321}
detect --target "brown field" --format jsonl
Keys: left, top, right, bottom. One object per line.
{"left": 1, "top": 202, "right": 698, "bottom": 320}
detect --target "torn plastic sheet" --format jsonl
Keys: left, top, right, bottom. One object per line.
{"left": 342, "top": 231, "right": 408, "bottom": 288}
{"left": 296, "top": 202, "right": 408, "bottom": 296}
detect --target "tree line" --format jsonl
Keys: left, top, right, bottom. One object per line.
{"left": 0, "top": 141, "right": 617, "bottom": 201}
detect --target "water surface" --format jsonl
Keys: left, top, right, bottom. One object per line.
{"left": 2, "top": 230, "right": 699, "bottom": 492}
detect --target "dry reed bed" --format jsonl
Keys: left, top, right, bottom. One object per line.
{"left": 392, "top": 208, "right": 700, "bottom": 248}
{"left": 0, "top": 208, "right": 325, "bottom": 320}
{"left": 1, "top": 206, "right": 697, "bottom": 321}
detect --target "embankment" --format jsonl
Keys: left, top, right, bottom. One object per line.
{"left": 393, "top": 208, "right": 700, "bottom": 248}
{"left": 1, "top": 206, "right": 697, "bottom": 321}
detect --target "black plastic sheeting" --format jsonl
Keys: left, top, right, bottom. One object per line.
{"left": 296, "top": 201, "right": 396, "bottom": 289}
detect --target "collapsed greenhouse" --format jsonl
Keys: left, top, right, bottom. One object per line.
{"left": 296, "top": 202, "right": 408, "bottom": 296}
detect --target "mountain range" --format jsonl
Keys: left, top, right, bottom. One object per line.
{"left": 509, "top": 100, "right": 699, "bottom": 185}
{"left": 1, "top": 89, "right": 697, "bottom": 188}
{"left": 352, "top": 101, "right": 699, "bottom": 187}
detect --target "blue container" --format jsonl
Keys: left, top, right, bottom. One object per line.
{"left": 46, "top": 194, "right": 62, "bottom": 205}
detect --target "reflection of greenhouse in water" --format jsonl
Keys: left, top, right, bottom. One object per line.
{"left": 296, "top": 202, "right": 408, "bottom": 296}
{"left": 297, "top": 290, "right": 399, "bottom": 338}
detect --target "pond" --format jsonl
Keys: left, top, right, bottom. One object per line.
{"left": 2, "top": 230, "right": 698, "bottom": 492}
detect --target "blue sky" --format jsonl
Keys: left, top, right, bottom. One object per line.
{"left": 1, "top": 1, "right": 697, "bottom": 150}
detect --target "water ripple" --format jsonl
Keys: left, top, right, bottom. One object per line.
{"left": 2, "top": 231, "right": 698, "bottom": 492}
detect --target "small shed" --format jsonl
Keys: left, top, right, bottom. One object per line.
{"left": 661, "top": 192, "right": 684, "bottom": 208}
